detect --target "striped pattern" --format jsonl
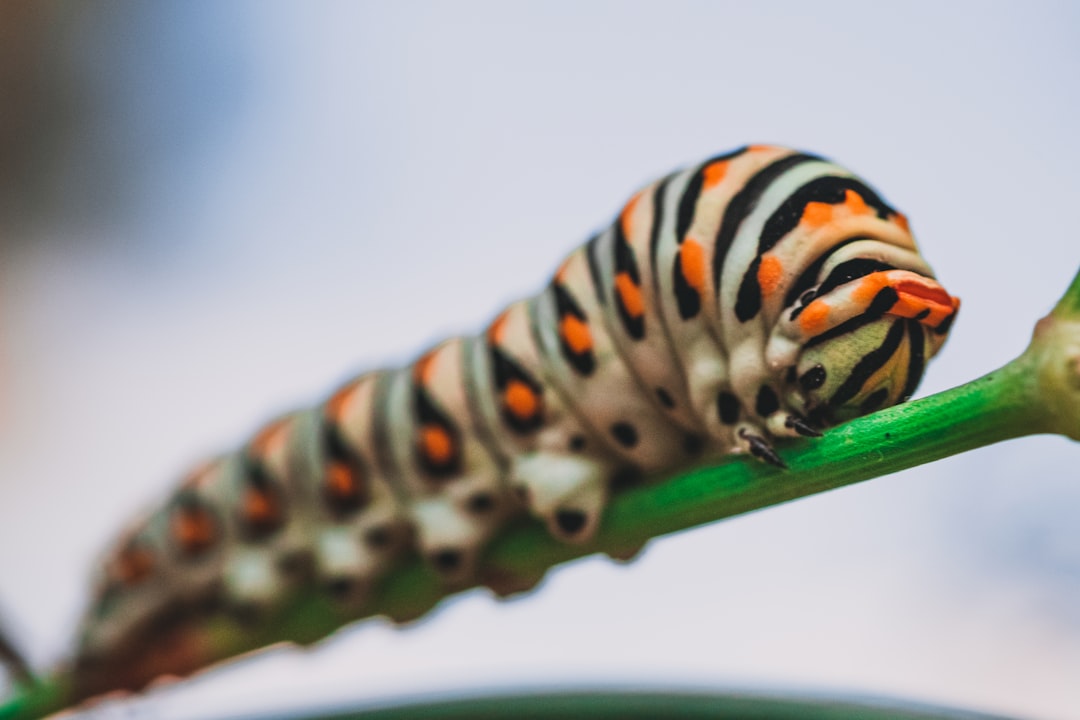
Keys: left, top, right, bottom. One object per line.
{"left": 74, "top": 146, "right": 959, "bottom": 691}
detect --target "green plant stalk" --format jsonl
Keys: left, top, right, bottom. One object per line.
{"left": 2, "top": 264, "right": 1077, "bottom": 720}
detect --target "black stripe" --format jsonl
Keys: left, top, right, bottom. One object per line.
{"left": 804, "top": 286, "right": 899, "bottom": 350}
{"left": 712, "top": 153, "right": 820, "bottom": 289}
{"left": 674, "top": 147, "right": 749, "bottom": 247}
{"left": 828, "top": 319, "right": 906, "bottom": 409}
{"left": 899, "top": 320, "right": 925, "bottom": 402}
{"left": 584, "top": 233, "right": 606, "bottom": 305}
{"left": 647, "top": 177, "right": 670, "bottom": 272}
{"left": 782, "top": 237, "right": 869, "bottom": 308}
{"left": 735, "top": 176, "right": 896, "bottom": 323}
{"left": 814, "top": 258, "right": 896, "bottom": 298}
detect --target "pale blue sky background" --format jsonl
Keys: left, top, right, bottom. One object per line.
{"left": 1, "top": 2, "right": 1078, "bottom": 718}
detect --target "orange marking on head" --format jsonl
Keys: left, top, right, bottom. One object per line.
{"left": 891, "top": 279, "right": 960, "bottom": 326}
{"left": 420, "top": 424, "right": 454, "bottom": 465}
{"left": 842, "top": 188, "right": 870, "bottom": 216}
{"left": 801, "top": 201, "right": 834, "bottom": 228}
{"left": 413, "top": 350, "right": 439, "bottom": 385}
{"left": 559, "top": 314, "right": 593, "bottom": 355}
{"left": 892, "top": 212, "right": 910, "bottom": 233}
{"left": 748, "top": 144, "right": 779, "bottom": 153}
{"left": 486, "top": 310, "right": 510, "bottom": 344}
{"left": 850, "top": 273, "right": 890, "bottom": 305}
{"left": 679, "top": 239, "right": 707, "bottom": 292}
{"left": 798, "top": 300, "right": 831, "bottom": 335}
{"left": 504, "top": 379, "right": 539, "bottom": 420}
{"left": 554, "top": 260, "right": 572, "bottom": 284}
{"left": 620, "top": 190, "right": 643, "bottom": 237}
{"left": 757, "top": 254, "right": 784, "bottom": 297}
{"left": 325, "top": 461, "right": 358, "bottom": 498}
{"left": 702, "top": 161, "right": 729, "bottom": 191}
{"left": 614, "top": 272, "right": 645, "bottom": 318}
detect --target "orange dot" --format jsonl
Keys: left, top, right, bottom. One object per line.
{"left": 114, "top": 546, "right": 154, "bottom": 585}
{"left": 680, "top": 239, "right": 707, "bottom": 292}
{"left": 801, "top": 201, "right": 833, "bottom": 228}
{"left": 757, "top": 254, "right": 784, "bottom": 297}
{"left": 504, "top": 379, "right": 539, "bottom": 420}
{"left": 798, "top": 300, "right": 831, "bottom": 335}
{"left": 325, "top": 462, "right": 358, "bottom": 498}
{"left": 244, "top": 490, "right": 277, "bottom": 524}
{"left": 326, "top": 380, "right": 360, "bottom": 422}
{"left": 560, "top": 315, "right": 593, "bottom": 355}
{"left": 620, "top": 190, "right": 642, "bottom": 237}
{"left": 486, "top": 310, "right": 510, "bottom": 344}
{"left": 413, "top": 350, "right": 438, "bottom": 384}
{"left": 614, "top": 272, "right": 645, "bottom": 318}
{"left": 851, "top": 272, "right": 889, "bottom": 304}
{"left": 421, "top": 424, "right": 454, "bottom": 465}
{"left": 172, "top": 507, "right": 216, "bottom": 554}
{"left": 892, "top": 212, "right": 910, "bottom": 233}
{"left": 251, "top": 418, "right": 289, "bottom": 456}
{"left": 702, "top": 161, "right": 729, "bottom": 191}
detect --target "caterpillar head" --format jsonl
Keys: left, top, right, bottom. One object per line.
{"left": 782, "top": 269, "right": 959, "bottom": 428}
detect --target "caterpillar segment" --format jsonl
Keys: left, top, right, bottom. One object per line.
{"left": 70, "top": 145, "right": 960, "bottom": 696}
{"left": 467, "top": 301, "right": 626, "bottom": 543}
{"left": 298, "top": 375, "right": 413, "bottom": 603}
{"left": 381, "top": 340, "right": 519, "bottom": 584}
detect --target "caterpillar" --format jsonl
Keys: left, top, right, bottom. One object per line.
{"left": 72, "top": 144, "right": 959, "bottom": 696}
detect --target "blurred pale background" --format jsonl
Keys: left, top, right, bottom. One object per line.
{"left": 1, "top": 2, "right": 1078, "bottom": 719}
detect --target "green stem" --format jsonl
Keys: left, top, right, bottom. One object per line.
{"left": 2, "top": 264, "right": 1078, "bottom": 720}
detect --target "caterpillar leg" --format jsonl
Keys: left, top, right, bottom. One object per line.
{"left": 409, "top": 496, "right": 490, "bottom": 583}
{"left": 511, "top": 452, "right": 610, "bottom": 542}
{"left": 736, "top": 425, "right": 787, "bottom": 469}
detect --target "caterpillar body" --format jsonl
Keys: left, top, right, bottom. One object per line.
{"left": 75, "top": 145, "right": 959, "bottom": 693}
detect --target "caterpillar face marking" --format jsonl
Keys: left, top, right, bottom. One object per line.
{"left": 74, "top": 145, "right": 959, "bottom": 688}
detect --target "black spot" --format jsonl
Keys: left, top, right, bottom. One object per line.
{"left": 467, "top": 492, "right": 495, "bottom": 514}
{"left": 277, "top": 552, "right": 305, "bottom": 577}
{"left": 569, "top": 434, "right": 587, "bottom": 452}
{"left": 785, "top": 366, "right": 797, "bottom": 384}
{"left": 755, "top": 386, "right": 780, "bottom": 417}
{"left": 884, "top": 432, "right": 893, "bottom": 440}
{"left": 655, "top": 387, "right": 675, "bottom": 408}
{"left": 611, "top": 422, "right": 639, "bottom": 448}
{"left": 514, "top": 485, "right": 530, "bottom": 503}
{"left": 799, "top": 365, "right": 827, "bottom": 391}
{"left": 228, "top": 602, "right": 263, "bottom": 627}
{"left": 859, "top": 388, "right": 890, "bottom": 415}
{"left": 717, "top": 391, "right": 740, "bottom": 425}
{"left": 610, "top": 468, "right": 643, "bottom": 491}
{"left": 365, "top": 526, "right": 391, "bottom": 549}
{"left": 325, "top": 577, "right": 354, "bottom": 599}
{"left": 432, "top": 549, "right": 462, "bottom": 573}
{"left": 555, "top": 509, "right": 587, "bottom": 536}
{"left": 683, "top": 434, "right": 704, "bottom": 456}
